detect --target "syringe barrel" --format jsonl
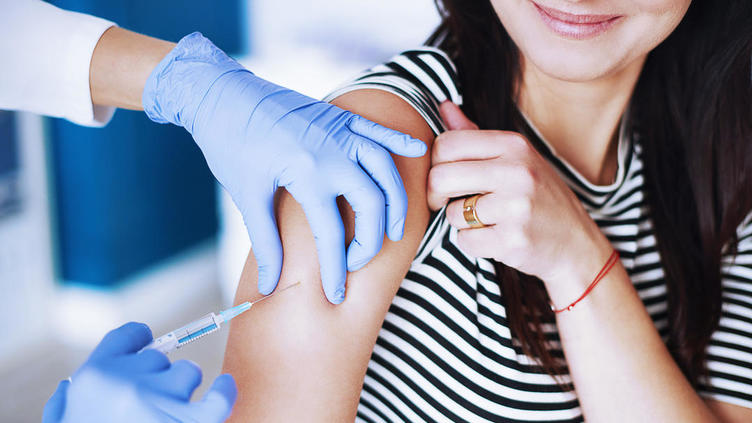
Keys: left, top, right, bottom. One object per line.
{"left": 143, "top": 313, "right": 223, "bottom": 355}
{"left": 171, "top": 313, "right": 223, "bottom": 347}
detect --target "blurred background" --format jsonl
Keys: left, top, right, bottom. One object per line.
{"left": 0, "top": 0, "right": 439, "bottom": 421}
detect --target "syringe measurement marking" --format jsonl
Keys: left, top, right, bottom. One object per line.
{"left": 178, "top": 323, "right": 218, "bottom": 344}
{"left": 146, "top": 281, "right": 302, "bottom": 354}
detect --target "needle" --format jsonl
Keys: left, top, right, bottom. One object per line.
{"left": 250, "top": 280, "right": 302, "bottom": 305}
{"left": 142, "top": 281, "right": 303, "bottom": 355}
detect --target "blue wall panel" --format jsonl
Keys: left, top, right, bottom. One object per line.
{"left": 49, "top": 0, "right": 245, "bottom": 53}
{"left": 0, "top": 112, "right": 21, "bottom": 220}
{"left": 47, "top": 0, "right": 244, "bottom": 287}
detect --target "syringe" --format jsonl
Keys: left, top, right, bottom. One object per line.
{"left": 143, "top": 281, "right": 300, "bottom": 354}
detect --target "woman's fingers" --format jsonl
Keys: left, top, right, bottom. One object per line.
{"left": 455, "top": 226, "right": 499, "bottom": 259}
{"left": 432, "top": 129, "right": 531, "bottom": 165}
{"left": 444, "top": 193, "right": 533, "bottom": 230}
{"left": 427, "top": 159, "right": 536, "bottom": 210}
{"left": 427, "top": 161, "right": 495, "bottom": 210}
{"left": 439, "top": 101, "right": 479, "bottom": 131}
{"left": 445, "top": 194, "right": 496, "bottom": 229}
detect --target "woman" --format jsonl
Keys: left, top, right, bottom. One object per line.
{"left": 223, "top": 0, "right": 752, "bottom": 421}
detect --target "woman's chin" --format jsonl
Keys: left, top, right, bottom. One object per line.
{"left": 521, "top": 47, "right": 634, "bottom": 83}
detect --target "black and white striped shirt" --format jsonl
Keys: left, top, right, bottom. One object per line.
{"left": 325, "top": 47, "right": 752, "bottom": 423}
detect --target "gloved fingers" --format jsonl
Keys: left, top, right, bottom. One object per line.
{"left": 296, "top": 194, "right": 347, "bottom": 304}
{"left": 109, "top": 349, "right": 171, "bottom": 374}
{"left": 90, "top": 322, "right": 153, "bottom": 360}
{"left": 243, "top": 197, "right": 283, "bottom": 296}
{"left": 42, "top": 379, "right": 70, "bottom": 423}
{"left": 145, "top": 374, "right": 237, "bottom": 423}
{"left": 347, "top": 114, "right": 427, "bottom": 158}
{"left": 337, "top": 162, "right": 386, "bottom": 272}
{"left": 139, "top": 360, "right": 203, "bottom": 401}
{"left": 193, "top": 374, "right": 238, "bottom": 423}
{"left": 351, "top": 137, "right": 408, "bottom": 242}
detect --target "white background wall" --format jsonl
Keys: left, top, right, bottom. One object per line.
{"left": 0, "top": 113, "right": 54, "bottom": 365}
{"left": 249, "top": 0, "right": 440, "bottom": 64}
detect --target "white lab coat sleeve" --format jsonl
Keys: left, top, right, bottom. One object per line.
{"left": 0, "top": 0, "right": 117, "bottom": 127}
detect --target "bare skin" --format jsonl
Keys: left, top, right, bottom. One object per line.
{"left": 218, "top": 0, "right": 749, "bottom": 418}
{"left": 222, "top": 85, "right": 751, "bottom": 423}
{"left": 82, "top": 23, "right": 752, "bottom": 419}
{"left": 516, "top": 54, "right": 642, "bottom": 185}
{"left": 222, "top": 90, "right": 434, "bottom": 422}
{"left": 89, "top": 26, "right": 174, "bottom": 110}
{"left": 430, "top": 104, "right": 726, "bottom": 422}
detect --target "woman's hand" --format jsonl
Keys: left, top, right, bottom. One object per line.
{"left": 428, "top": 102, "right": 613, "bottom": 296}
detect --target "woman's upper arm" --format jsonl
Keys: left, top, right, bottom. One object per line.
{"left": 705, "top": 400, "right": 752, "bottom": 423}
{"left": 223, "top": 89, "right": 435, "bottom": 422}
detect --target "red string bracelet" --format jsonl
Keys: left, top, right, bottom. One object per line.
{"left": 551, "top": 249, "right": 620, "bottom": 313}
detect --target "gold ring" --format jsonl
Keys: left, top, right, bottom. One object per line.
{"left": 462, "top": 194, "right": 486, "bottom": 228}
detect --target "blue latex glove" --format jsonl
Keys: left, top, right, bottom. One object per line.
{"left": 143, "top": 33, "right": 426, "bottom": 304}
{"left": 42, "top": 322, "right": 237, "bottom": 423}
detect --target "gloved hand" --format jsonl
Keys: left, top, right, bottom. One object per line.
{"left": 143, "top": 33, "right": 426, "bottom": 304}
{"left": 42, "top": 322, "right": 237, "bottom": 423}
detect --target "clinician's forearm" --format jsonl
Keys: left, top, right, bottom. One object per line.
{"left": 90, "top": 27, "right": 174, "bottom": 110}
{"left": 549, "top": 264, "right": 721, "bottom": 422}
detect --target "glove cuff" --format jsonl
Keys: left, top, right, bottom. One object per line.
{"left": 141, "top": 32, "right": 248, "bottom": 131}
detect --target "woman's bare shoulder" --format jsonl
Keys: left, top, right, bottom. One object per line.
{"left": 222, "top": 88, "right": 435, "bottom": 422}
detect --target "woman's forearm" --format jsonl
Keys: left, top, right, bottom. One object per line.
{"left": 549, "top": 257, "right": 718, "bottom": 422}
{"left": 431, "top": 105, "right": 750, "bottom": 422}
{"left": 89, "top": 27, "right": 174, "bottom": 110}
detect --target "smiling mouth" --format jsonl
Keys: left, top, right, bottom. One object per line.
{"left": 532, "top": 2, "right": 623, "bottom": 40}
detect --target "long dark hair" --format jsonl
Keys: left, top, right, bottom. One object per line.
{"left": 429, "top": 0, "right": 752, "bottom": 385}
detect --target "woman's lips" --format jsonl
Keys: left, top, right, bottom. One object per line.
{"left": 533, "top": 2, "right": 623, "bottom": 40}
